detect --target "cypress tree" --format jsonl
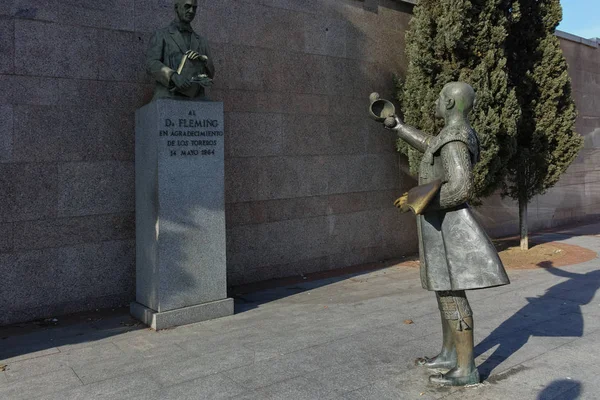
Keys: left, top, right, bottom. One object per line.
{"left": 396, "top": 0, "right": 582, "bottom": 249}
{"left": 396, "top": 0, "right": 520, "bottom": 200}
{"left": 504, "top": 0, "right": 583, "bottom": 250}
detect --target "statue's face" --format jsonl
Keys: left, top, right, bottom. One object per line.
{"left": 176, "top": 0, "right": 198, "bottom": 23}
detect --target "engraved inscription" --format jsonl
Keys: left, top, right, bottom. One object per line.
{"left": 161, "top": 112, "right": 223, "bottom": 157}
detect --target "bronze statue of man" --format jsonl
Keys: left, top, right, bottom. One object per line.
{"left": 370, "top": 82, "right": 510, "bottom": 386}
{"left": 146, "top": 0, "right": 215, "bottom": 100}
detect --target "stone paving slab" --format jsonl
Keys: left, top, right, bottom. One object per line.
{"left": 2, "top": 342, "right": 121, "bottom": 382}
{"left": 0, "top": 222, "right": 599, "bottom": 399}
{"left": 0, "top": 368, "right": 82, "bottom": 400}
{"left": 39, "top": 372, "right": 161, "bottom": 400}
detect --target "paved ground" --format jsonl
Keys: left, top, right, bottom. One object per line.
{"left": 1, "top": 223, "right": 600, "bottom": 400}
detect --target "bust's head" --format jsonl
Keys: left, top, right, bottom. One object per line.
{"left": 435, "top": 82, "right": 476, "bottom": 120}
{"left": 175, "top": 0, "right": 198, "bottom": 24}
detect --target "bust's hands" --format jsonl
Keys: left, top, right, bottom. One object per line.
{"left": 185, "top": 50, "right": 208, "bottom": 62}
{"left": 171, "top": 73, "right": 192, "bottom": 90}
{"left": 394, "top": 192, "right": 410, "bottom": 213}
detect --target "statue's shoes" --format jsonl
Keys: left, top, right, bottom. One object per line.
{"left": 429, "top": 369, "right": 480, "bottom": 386}
{"left": 415, "top": 356, "right": 456, "bottom": 370}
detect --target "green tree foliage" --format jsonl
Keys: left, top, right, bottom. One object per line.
{"left": 396, "top": 0, "right": 520, "bottom": 201}
{"left": 397, "top": 0, "right": 583, "bottom": 248}
{"left": 504, "top": 0, "right": 582, "bottom": 248}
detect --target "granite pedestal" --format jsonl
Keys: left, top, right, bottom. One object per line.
{"left": 131, "top": 99, "right": 233, "bottom": 330}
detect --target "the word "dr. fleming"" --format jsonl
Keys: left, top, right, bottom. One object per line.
{"left": 164, "top": 119, "right": 220, "bottom": 128}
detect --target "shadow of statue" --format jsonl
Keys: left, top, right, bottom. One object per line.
{"left": 474, "top": 264, "right": 600, "bottom": 380}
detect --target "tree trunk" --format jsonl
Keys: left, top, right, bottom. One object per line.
{"left": 519, "top": 198, "right": 529, "bottom": 250}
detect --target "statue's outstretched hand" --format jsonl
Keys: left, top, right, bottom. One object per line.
{"left": 394, "top": 193, "right": 410, "bottom": 213}
{"left": 384, "top": 116, "right": 398, "bottom": 129}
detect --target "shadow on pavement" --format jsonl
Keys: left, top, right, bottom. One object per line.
{"left": 0, "top": 307, "right": 144, "bottom": 362}
{"left": 230, "top": 260, "right": 399, "bottom": 313}
{"left": 537, "top": 379, "right": 582, "bottom": 400}
{"left": 475, "top": 264, "right": 600, "bottom": 380}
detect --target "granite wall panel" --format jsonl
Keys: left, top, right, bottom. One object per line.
{"left": 221, "top": 90, "right": 332, "bottom": 116}
{"left": 12, "top": 105, "right": 62, "bottom": 162}
{"left": 0, "top": 17, "right": 14, "bottom": 74}
{"left": 257, "top": 0, "right": 326, "bottom": 15}
{"left": 225, "top": 45, "right": 288, "bottom": 93}
{"left": 13, "top": 214, "right": 135, "bottom": 251}
{"left": 57, "top": 0, "right": 135, "bottom": 31}
{"left": 225, "top": 189, "right": 398, "bottom": 229}
{"left": 303, "top": 16, "right": 348, "bottom": 58}
{"left": 229, "top": 2, "right": 306, "bottom": 53}
{"left": 133, "top": 0, "right": 172, "bottom": 33}
{"left": 0, "top": 223, "right": 13, "bottom": 253}
{"left": 57, "top": 79, "right": 153, "bottom": 111}
{"left": 0, "top": 1, "right": 58, "bottom": 22}
{"left": 195, "top": 0, "right": 232, "bottom": 44}
{"left": 0, "top": 104, "right": 13, "bottom": 162}
{"left": 0, "top": 240, "right": 135, "bottom": 325}
{"left": 57, "top": 161, "right": 135, "bottom": 217}
{"left": 12, "top": 106, "right": 135, "bottom": 162}
{"left": 227, "top": 216, "right": 330, "bottom": 275}
{"left": 98, "top": 30, "right": 150, "bottom": 83}
{"left": 225, "top": 112, "right": 284, "bottom": 158}
{"left": 226, "top": 196, "right": 328, "bottom": 228}
{"left": 281, "top": 114, "right": 330, "bottom": 155}
{"left": 0, "top": 163, "right": 59, "bottom": 223}
{"left": 0, "top": 75, "right": 59, "bottom": 106}
{"left": 15, "top": 19, "right": 100, "bottom": 79}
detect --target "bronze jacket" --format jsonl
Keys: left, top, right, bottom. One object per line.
{"left": 396, "top": 123, "right": 510, "bottom": 291}
{"left": 146, "top": 21, "right": 215, "bottom": 100}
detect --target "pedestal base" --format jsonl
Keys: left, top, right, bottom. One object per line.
{"left": 134, "top": 100, "right": 229, "bottom": 330}
{"left": 131, "top": 298, "right": 234, "bottom": 330}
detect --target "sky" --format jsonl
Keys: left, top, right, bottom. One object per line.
{"left": 558, "top": 0, "right": 600, "bottom": 39}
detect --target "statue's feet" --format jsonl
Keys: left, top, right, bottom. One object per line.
{"left": 429, "top": 367, "right": 479, "bottom": 386}
{"left": 415, "top": 353, "right": 456, "bottom": 370}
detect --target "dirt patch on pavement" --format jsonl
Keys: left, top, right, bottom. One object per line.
{"left": 495, "top": 240, "right": 597, "bottom": 269}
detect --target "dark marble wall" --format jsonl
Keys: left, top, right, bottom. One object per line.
{"left": 0, "top": 0, "right": 417, "bottom": 325}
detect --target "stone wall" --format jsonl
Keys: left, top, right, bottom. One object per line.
{"left": 0, "top": 0, "right": 417, "bottom": 325}
{"left": 476, "top": 34, "right": 600, "bottom": 237}
{"left": 220, "top": 1, "right": 417, "bottom": 286}
{"left": 3, "top": 0, "right": 595, "bottom": 326}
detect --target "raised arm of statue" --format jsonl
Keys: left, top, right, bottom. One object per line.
{"left": 427, "top": 141, "right": 473, "bottom": 210}
{"left": 385, "top": 116, "right": 432, "bottom": 153}
{"left": 368, "top": 93, "right": 431, "bottom": 152}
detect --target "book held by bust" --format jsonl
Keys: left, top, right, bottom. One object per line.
{"left": 173, "top": 53, "right": 213, "bottom": 98}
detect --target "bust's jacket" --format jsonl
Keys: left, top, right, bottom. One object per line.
{"left": 146, "top": 21, "right": 215, "bottom": 100}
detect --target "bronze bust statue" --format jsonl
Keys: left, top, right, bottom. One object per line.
{"left": 146, "top": 0, "right": 215, "bottom": 100}
{"left": 369, "top": 82, "right": 510, "bottom": 386}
